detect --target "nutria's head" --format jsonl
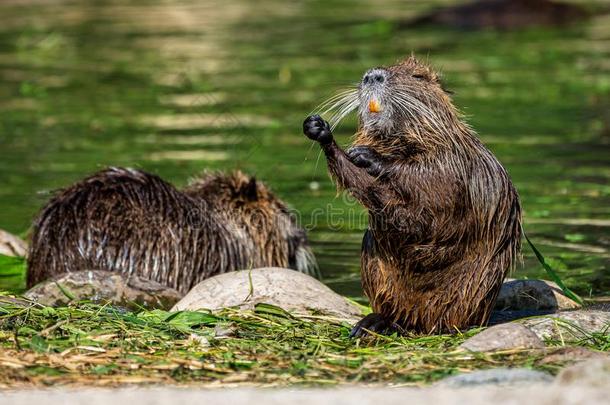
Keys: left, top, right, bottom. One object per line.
{"left": 357, "top": 56, "right": 459, "bottom": 136}
{"left": 184, "top": 171, "right": 318, "bottom": 276}
{"left": 320, "top": 56, "right": 464, "bottom": 146}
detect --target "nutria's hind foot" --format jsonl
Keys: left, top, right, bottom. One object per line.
{"left": 349, "top": 313, "right": 398, "bottom": 338}
{"left": 303, "top": 115, "right": 333, "bottom": 145}
{"left": 346, "top": 146, "right": 384, "bottom": 177}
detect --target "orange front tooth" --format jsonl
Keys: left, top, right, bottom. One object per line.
{"left": 368, "top": 99, "right": 381, "bottom": 113}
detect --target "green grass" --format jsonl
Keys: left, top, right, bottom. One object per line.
{"left": 0, "top": 296, "right": 607, "bottom": 388}
{"left": 0, "top": 255, "right": 26, "bottom": 294}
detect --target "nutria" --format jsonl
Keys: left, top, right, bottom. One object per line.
{"left": 303, "top": 56, "right": 521, "bottom": 336}
{"left": 27, "top": 168, "right": 317, "bottom": 293}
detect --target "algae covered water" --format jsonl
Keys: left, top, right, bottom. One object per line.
{"left": 0, "top": 0, "right": 608, "bottom": 298}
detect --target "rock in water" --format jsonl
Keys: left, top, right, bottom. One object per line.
{"left": 520, "top": 310, "right": 610, "bottom": 342}
{"left": 495, "top": 279, "right": 581, "bottom": 312}
{"left": 171, "top": 267, "right": 363, "bottom": 322}
{"left": 24, "top": 270, "right": 183, "bottom": 309}
{"left": 460, "top": 323, "right": 545, "bottom": 352}
{"left": 436, "top": 368, "right": 553, "bottom": 388}
{"left": 409, "top": 0, "right": 589, "bottom": 30}
{"left": 0, "top": 229, "right": 27, "bottom": 257}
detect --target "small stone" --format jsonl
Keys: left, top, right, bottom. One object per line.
{"left": 436, "top": 368, "right": 553, "bottom": 388}
{"left": 520, "top": 310, "right": 610, "bottom": 342}
{"left": 24, "top": 270, "right": 183, "bottom": 309}
{"left": 539, "top": 346, "right": 607, "bottom": 366}
{"left": 495, "top": 279, "right": 581, "bottom": 312}
{"left": 460, "top": 323, "right": 545, "bottom": 352}
{"left": 214, "top": 323, "right": 237, "bottom": 338}
{"left": 187, "top": 333, "right": 210, "bottom": 348}
{"left": 0, "top": 229, "right": 27, "bottom": 257}
{"left": 171, "top": 267, "right": 363, "bottom": 322}
{"left": 555, "top": 358, "right": 610, "bottom": 388}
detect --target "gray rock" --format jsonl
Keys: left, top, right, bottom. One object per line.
{"left": 24, "top": 270, "right": 183, "bottom": 309}
{"left": 2, "top": 386, "right": 610, "bottom": 405}
{"left": 436, "top": 368, "right": 553, "bottom": 388}
{"left": 495, "top": 279, "right": 581, "bottom": 312}
{"left": 539, "top": 346, "right": 608, "bottom": 366}
{"left": 520, "top": 310, "right": 610, "bottom": 342}
{"left": 460, "top": 323, "right": 545, "bottom": 352}
{"left": 555, "top": 358, "right": 610, "bottom": 388}
{"left": 171, "top": 267, "right": 363, "bottom": 322}
{"left": 0, "top": 229, "right": 27, "bottom": 257}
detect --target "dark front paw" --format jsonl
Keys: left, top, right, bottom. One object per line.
{"left": 346, "top": 145, "right": 384, "bottom": 177}
{"left": 349, "top": 313, "right": 398, "bottom": 338}
{"left": 303, "top": 114, "right": 333, "bottom": 145}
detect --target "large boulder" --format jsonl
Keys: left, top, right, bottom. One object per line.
{"left": 24, "top": 270, "right": 182, "bottom": 309}
{"left": 495, "top": 279, "right": 581, "bottom": 312}
{"left": 0, "top": 229, "right": 27, "bottom": 257}
{"left": 459, "top": 323, "right": 545, "bottom": 352}
{"left": 171, "top": 267, "right": 363, "bottom": 322}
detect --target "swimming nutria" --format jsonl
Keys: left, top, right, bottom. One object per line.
{"left": 27, "top": 168, "right": 317, "bottom": 293}
{"left": 303, "top": 56, "right": 521, "bottom": 336}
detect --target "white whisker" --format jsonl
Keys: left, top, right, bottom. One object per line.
{"left": 311, "top": 87, "right": 358, "bottom": 116}
{"left": 329, "top": 99, "right": 359, "bottom": 130}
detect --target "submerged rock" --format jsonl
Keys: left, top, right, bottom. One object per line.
{"left": 0, "top": 229, "right": 27, "bottom": 257}
{"left": 436, "top": 368, "right": 553, "bottom": 388}
{"left": 172, "top": 267, "right": 363, "bottom": 322}
{"left": 24, "top": 270, "right": 182, "bottom": 309}
{"left": 495, "top": 279, "right": 581, "bottom": 312}
{"left": 460, "top": 323, "right": 544, "bottom": 352}
{"left": 520, "top": 310, "right": 610, "bottom": 342}
{"left": 409, "top": 0, "right": 589, "bottom": 30}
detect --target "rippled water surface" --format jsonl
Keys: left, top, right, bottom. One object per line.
{"left": 0, "top": 0, "right": 608, "bottom": 299}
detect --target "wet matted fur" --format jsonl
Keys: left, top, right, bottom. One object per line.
{"left": 27, "top": 168, "right": 317, "bottom": 293}
{"left": 304, "top": 56, "right": 521, "bottom": 334}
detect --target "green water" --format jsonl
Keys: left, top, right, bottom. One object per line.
{"left": 0, "top": 0, "right": 608, "bottom": 298}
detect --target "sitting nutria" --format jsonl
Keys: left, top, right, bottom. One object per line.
{"left": 303, "top": 56, "right": 521, "bottom": 336}
{"left": 27, "top": 168, "right": 317, "bottom": 293}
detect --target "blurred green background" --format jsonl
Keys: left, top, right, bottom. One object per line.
{"left": 0, "top": 0, "right": 608, "bottom": 299}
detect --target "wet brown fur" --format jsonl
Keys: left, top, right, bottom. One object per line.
{"left": 27, "top": 168, "right": 317, "bottom": 293}
{"left": 320, "top": 57, "right": 521, "bottom": 333}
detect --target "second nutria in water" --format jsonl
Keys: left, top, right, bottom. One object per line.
{"left": 304, "top": 56, "right": 521, "bottom": 336}
{"left": 27, "top": 168, "right": 317, "bottom": 293}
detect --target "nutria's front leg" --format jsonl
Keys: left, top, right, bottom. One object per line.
{"left": 303, "top": 115, "right": 394, "bottom": 208}
{"left": 346, "top": 146, "right": 385, "bottom": 177}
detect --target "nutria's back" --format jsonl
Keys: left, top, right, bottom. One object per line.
{"left": 27, "top": 167, "right": 317, "bottom": 293}
{"left": 304, "top": 56, "right": 521, "bottom": 335}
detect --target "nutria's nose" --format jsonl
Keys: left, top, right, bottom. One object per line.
{"left": 362, "top": 69, "right": 386, "bottom": 85}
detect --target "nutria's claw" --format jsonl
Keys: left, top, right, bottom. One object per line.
{"left": 303, "top": 115, "right": 333, "bottom": 145}
{"left": 349, "top": 313, "right": 396, "bottom": 338}
{"left": 347, "top": 146, "right": 384, "bottom": 177}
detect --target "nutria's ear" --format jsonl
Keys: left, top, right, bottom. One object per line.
{"left": 241, "top": 177, "right": 259, "bottom": 201}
